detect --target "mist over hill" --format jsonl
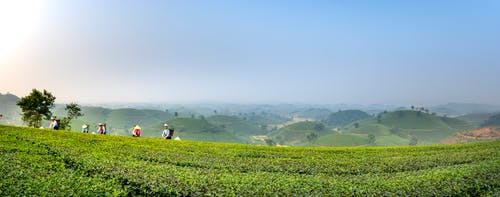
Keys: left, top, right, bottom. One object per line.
{"left": 1, "top": 93, "right": 499, "bottom": 146}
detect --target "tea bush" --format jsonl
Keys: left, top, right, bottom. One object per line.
{"left": 0, "top": 125, "right": 498, "bottom": 196}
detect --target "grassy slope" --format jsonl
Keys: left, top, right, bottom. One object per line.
{"left": 314, "top": 134, "right": 368, "bottom": 146}
{"left": 167, "top": 118, "right": 244, "bottom": 143}
{"left": 206, "top": 115, "right": 268, "bottom": 136}
{"left": 341, "top": 111, "right": 473, "bottom": 145}
{"left": 271, "top": 121, "right": 330, "bottom": 146}
{"left": 457, "top": 113, "right": 494, "bottom": 127}
{"left": 0, "top": 125, "right": 498, "bottom": 196}
{"left": 324, "top": 110, "right": 371, "bottom": 127}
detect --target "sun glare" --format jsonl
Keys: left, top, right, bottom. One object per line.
{"left": 0, "top": 1, "right": 44, "bottom": 61}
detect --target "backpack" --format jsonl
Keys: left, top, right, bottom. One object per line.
{"left": 169, "top": 128, "right": 175, "bottom": 137}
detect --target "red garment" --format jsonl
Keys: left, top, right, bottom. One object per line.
{"left": 133, "top": 129, "right": 141, "bottom": 136}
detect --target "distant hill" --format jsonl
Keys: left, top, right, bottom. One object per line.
{"left": 344, "top": 110, "right": 472, "bottom": 144}
{"left": 238, "top": 112, "right": 291, "bottom": 126}
{"left": 206, "top": 115, "right": 267, "bottom": 136}
{"left": 323, "top": 110, "right": 371, "bottom": 127}
{"left": 0, "top": 93, "right": 21, "bottom": 125}
{"left": 481, "top": 113, "right": 500, "bottom": 127}
{"left": 271, "top": 121, "right": 329, "bottom": 146}
{"left": 291, "top": 108, "right": 332, "bottom": 120}
{"left": 430, "top": 103, "right": 500, "bottom": 116}
{"left": 457, "top": 113, "right": 494, "bottom": 127}
{"left": 167, "top": 117, "right": 244, "bottom": 143}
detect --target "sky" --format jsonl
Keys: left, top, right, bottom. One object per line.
{"left": 1, "top": 0, "right": 500, "bottom": 105}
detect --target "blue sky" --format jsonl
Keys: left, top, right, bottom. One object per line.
{"left": 1, "top": 0, "right": 499, "bottom": 105}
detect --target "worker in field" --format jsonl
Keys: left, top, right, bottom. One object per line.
{"left": 81, "top": 124, "right": 89, "bottom": 133}
{"left": 162, "top": 124, "right": 172, "bottom": 139}
{"left": 132, "top": 125, "right": 142, "bottom": 137}
{"left": 49, "top": 116, "right": 59, "bottom": 130}
{"left": 97, "top": 123, "right": 107, "bottom": 134}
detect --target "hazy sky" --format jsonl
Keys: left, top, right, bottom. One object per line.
{"left": 1, "top": 0, "right": 499, "bottom": 105}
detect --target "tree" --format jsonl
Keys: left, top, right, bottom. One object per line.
{"left": 368, "top": 134, "right": 376, "bottom": 144}
{"left": 264, "top": 138, "right": 276, "bottom": 146}
{"left": 409, "top": 136, "right": 418, "bottom": 146}
{"left": 313, "top": 122, "right": 325, "bottom": 131}
{"left": 354, "top": 122, "right": 360, "bottom": 128}
{"left": 306, "top": 132, "right": 319, "bottom": 143}
{"left": 16, "top": 89, "right": 56, "bottom": 128}
{"left": 59, "top": 103, "right": 83, "bottom": 130}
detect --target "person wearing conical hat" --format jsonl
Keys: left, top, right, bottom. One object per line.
{"left": 97, "top": 123, "right": 107, "bottom": 134}
{"left": 162, "top": 124, "right": 172, "bottom": 139}
{"left": 81, "top": 124, "right": 89, "bottom": 133}
{"left": 132, "top": 125, "right": 142, "bottom": 137}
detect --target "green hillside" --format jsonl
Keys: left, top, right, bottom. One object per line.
{"left": 207, "top": 115, "right": 267, "bottom": 136}
{"left": 292, "top": 108, "right": 332, "bottom": 120}
{"left": 481, "top": 113, "right": 500, "bottom": 127}
{"left": 324, "top": 110, "right": 371, "bottom": 127}
{"left": 458, "top": 113, "right": 494, "bottom": 127}
{"left": 271, "top": 121, "right": 329, "bottom": 146}
{"left": 1, "top": 125, "right": 498, "bottom": 196}
{"left": 314, "top": 133, "right": 369, "bottom": 146}
{"left": 0, "top": 93, "right": 21, "bottom": 125}
{"left": 343, "top": 110, "right": 473, "bottom": 145}
{"left": 167, "top": 118, "right": 244, "bottom": 143}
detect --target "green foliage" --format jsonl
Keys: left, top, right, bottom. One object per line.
{"left": 168, "top": 118, "right": 243, "bottom": 143}
{"left": 368, "top": 134, "right": 375, "bottom": 144}
{"left": 65, "top": 103, "right": 83, "bottom": 119}
{"left": 0, "top": 125, "right": 499, "bottom": 196}
{"left": 272, "top": 121, "right": 330, "bottom": 146}
{"left": 206, "top": 115, "right": 267, "bottom": 136}
{"left": 264, "top": 138, "right": 276, "bottom": 146}
{"left": 324, "top": 110, "right": 370, "bottom": 127}
{"left": 293, "top": 108, "right": 332, "bottom": 120}
{"left": 314, "top": 134, "right": 369, "bottom": 146}
{"left": 16, "top": 89, "right": 56, "bottom": 128}
{"left": 313, "top": 122, "right": 325, "bottom": 131}
{"left": 368, "top": 110, "right": 473, "bottom": 144}
{"left": 306, "top": 132, "right": 319, "bottom": 142}
{"left": 481, "top": 113, "right": 500, "bottom": 127}
{"left": 409, "top": 136, "right": 418, "bottom": 146}
{"left": 457, "top": 113, "right": 494, "bottom": 127}
{"left": 59, "top": 103, "right": 83, "bottom": 130}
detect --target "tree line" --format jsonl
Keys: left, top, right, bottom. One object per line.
{"left": 16, "top": 89, "right": 83, "bottom": 129}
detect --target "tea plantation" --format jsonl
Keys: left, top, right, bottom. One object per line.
{"left": 0, "top": 125, "right": 498, "bottom": 196}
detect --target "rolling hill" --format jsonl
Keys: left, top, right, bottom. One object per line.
{"left": 1, "top": 125, "right": 498, "bottom": 196}
{"left": 271, "top": 121, "right": 329, "bottom": 146}
{"left": 0, "top": 93, "right": 22, "bottom": 125}
{"left": 323, "top": 110, "right": 371, "bottom": 127}
{"left": 457, "top": 113, "right": 494, "bottom": 127}
{"left": 167, "top": 117, "right": 244, "bottom": 143}
{"left": 430, "top": 103, "right": 500, "bottom": 116}
{"left": 481, "top": 113, "right": 500, "bottom": 127}
{"left": 343, "top": 110, "right": 472, "bottom": 145}
{"left": 291, "top": 108, "right": 332, "bottom": 120}
{"left": 206, "top": 115, "right": 268, "bottom": 142}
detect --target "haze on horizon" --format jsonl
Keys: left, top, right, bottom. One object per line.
{"left": 1, "top": 0, "right": 500, "bottom": 106}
